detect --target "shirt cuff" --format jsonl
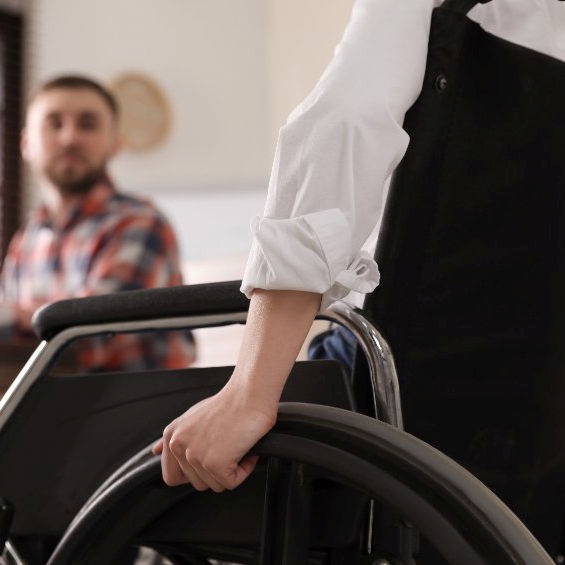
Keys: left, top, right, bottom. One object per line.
{"left": 240, "top": 208, "right": 380, "bottom": 311}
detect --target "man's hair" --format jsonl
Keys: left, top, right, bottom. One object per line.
{"left": 27, "top": 75, "right": 119, "bottom": 118}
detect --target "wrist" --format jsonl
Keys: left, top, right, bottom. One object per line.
{"left": 223, "top": 371, "right": 280, "bottom": 425}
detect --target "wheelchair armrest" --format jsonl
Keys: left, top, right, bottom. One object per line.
{"left": 31, "top": 280, "right": 249, "bottom": 340}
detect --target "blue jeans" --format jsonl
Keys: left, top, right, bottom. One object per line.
{"left": 308, "top": 325, "right": 356, "bottom": 370}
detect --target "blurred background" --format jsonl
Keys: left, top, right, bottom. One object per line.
{"left": 9, "top": 0, "right": 355, "bottom": 272}
{"left": 0, "top": 0, "right": 356, "bottom": 373}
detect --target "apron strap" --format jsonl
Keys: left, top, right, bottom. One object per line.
{"left": 441, "top": 0, "right": 492, "bottom": 15}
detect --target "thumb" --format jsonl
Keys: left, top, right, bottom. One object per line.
{"left": 152, "top": 438, "right": 164, "bottom": 455}
{"left": 229, "top": 455, "right": 260, "bottom": 489}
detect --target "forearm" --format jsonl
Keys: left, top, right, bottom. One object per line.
{"left": 228, "top": 289, "right": 322, "bottom": 417}
{"left": 156, "top": 289, "right": 321, "bottom": 490}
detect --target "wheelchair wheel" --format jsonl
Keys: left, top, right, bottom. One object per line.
{"left": 45, "top": 403, "right": 551, "bottom": 565}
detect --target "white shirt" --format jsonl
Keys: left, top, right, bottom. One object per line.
{"left": 241, "top": 0, "right": 565, "bottom": 311}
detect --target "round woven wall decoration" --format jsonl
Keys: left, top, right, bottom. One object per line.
{"left": 110, "top": 73, "right": 171, "bottom": 151}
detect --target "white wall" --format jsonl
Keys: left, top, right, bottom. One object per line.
{"left": 153, "top": 189, "right": 265, "bottom": 262}
{"left": 28, "top": 0, "right": 357, "bottom": 195}
{"left": 29, "top": 0, "right": 271, "bottom": 194}
{"left": 266, "top": 0, "right": 355, "bottom": 147}
{"left": 25, "top": 0, "right": 356, "bottom": 266}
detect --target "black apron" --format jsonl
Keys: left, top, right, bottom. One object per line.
{"left": 364, "top": 0, "right": 565, "bottom": 556}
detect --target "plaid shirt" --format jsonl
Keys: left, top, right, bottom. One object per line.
{"left": 0, "top": 178, "right": 195, "bottom": 372}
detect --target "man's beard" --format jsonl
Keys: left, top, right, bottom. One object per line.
{"left": 44, "top": 161, "right": 107, "bottom": 196}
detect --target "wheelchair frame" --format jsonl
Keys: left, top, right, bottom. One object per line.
{"left": 0, "top": 301, "right": 401, "bottom": 434}
{"left": 3, "top": 0, "right": 564, "bottom": 558}
{"left": 0, "top": 283, "right": 553, "bottom": 564}
{"left": 0, "top": 297, "right": 401, "bottom": 564}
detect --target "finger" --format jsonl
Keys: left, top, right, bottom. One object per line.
{"left": 167, "top": 435, "right": 208, "bottom": 490}
{"left": 174, "top": 453, "right": 210, "bottom": 492}
{"left": 152, "top": 438, "right": 164, "bottom": 455}
{"left": 240, "top": 455, "right": 260, "bottom": 476}
{"left": 190, "top": 459, "right": 226, "bottom": 493}
{"left": 161, "top": 441, "right": 188, "bottom": 487}
{"left": 226, "top": 455, "right": 260, "bottom": 490}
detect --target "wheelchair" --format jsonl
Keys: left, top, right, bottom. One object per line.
{"left": 0, "top": 281, "right": 553, "bottom": 565}
{"left": 2, "top": 0, "right": 565, "bottom": 562}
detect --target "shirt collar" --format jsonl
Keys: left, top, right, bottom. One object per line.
{"left": 35, "top": 176, "right": 116, "bottom": 232}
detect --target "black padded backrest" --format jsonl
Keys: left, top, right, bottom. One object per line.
{"left": 363, "top": 6, "right": 565, "bottom": 551}
{"left": 0, "top": 360, "right": 354, "bottom": 536}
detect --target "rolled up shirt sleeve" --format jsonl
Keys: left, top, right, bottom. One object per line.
{"left": 241, "top": 0, "right": 441, "bottom": 309}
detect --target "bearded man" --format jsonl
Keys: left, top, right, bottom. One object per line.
{"left": 0, "top": 75, "right": 195, "bottom": 372}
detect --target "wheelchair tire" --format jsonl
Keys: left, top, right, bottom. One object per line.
{"left": 46, "top": 403, "right": 552, "bottom": 565}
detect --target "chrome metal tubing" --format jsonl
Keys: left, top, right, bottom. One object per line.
{"left": 323, "top": 301, "right": 403, "bottom": 430}
{"left": 0, "top": 303, "right": 401, "bottom": 562}
{"left": 0, "top": 311, "right": 248, "bottom": 433}
{"left": 3, "top": 540, "right": 25, "bottom": 565}
{"left": 310, "top": 300, "right": 405, "bottom": 560}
